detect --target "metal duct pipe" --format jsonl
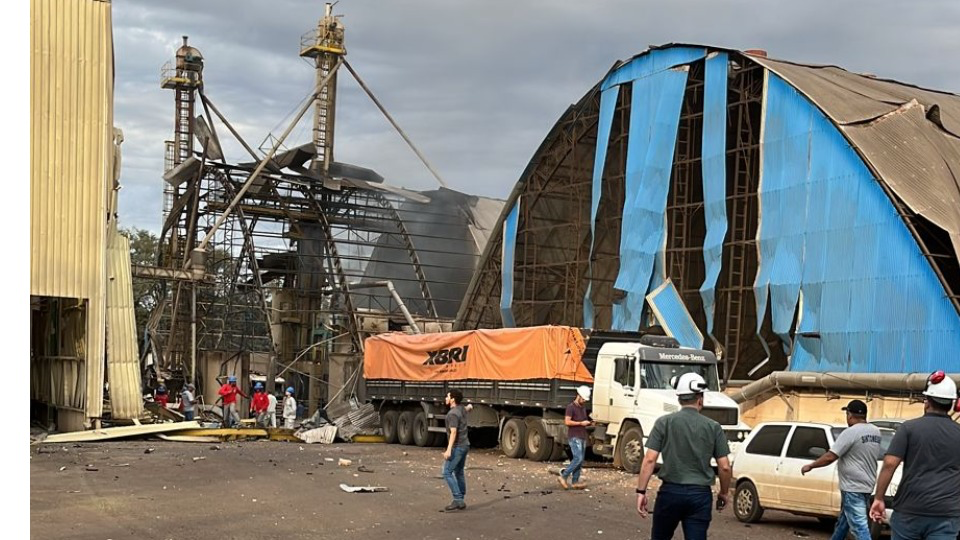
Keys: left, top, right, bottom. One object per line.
{"left": 347, "top": 281, "right": 421, "bottom": 334}
{"left": 730, "top": 371, "right": 960, "bottom": 404}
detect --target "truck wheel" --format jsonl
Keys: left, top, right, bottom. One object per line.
{"left": 500, "top": 418, "right": 526, "bottom": 459}
{"left": 617, "top": 425, "right": 644, "bottom": 474}
{"left": 524, "top": 418, "right": 553, "bottom": 462}
{"left": 734, "top": 480, "right": 764, "bottom": 523}
{"left": 397, "top": 410, "right": 415, "bottom": 445}
{"left": 412, "top": 411, "right": 434, "bottom": 447}
{"left": 381, "top": 409, "right": 399, "bottom": 444}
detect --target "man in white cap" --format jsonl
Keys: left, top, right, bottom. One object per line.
{"left": 870, "top": 370, "right": 960, "bottom": 539}
{"left": 558, "top": 385, "right": 593, "bottom": 490}
{"left": 635, "top": 372, "right": 731, "bottom": 540}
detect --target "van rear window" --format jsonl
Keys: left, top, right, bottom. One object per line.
{"left": 745, "top": 425, "right": 791, "bottom": 456}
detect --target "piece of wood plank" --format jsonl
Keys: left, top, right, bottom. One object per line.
{"left": 169, "top": 428, "right": 268, "bottom": 438}
{"left": 156, "top": 434, "right": 222, "bottom": 443}
{"left": 43, "top": 421, "right": 203, "bottom": 443}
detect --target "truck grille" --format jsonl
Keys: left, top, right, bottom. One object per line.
{"left": 701, "top": 407, "right": 737, "bottom": 426}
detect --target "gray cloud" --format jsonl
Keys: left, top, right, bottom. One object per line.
{"left": 113, "top": 0, "right": 960, "bottom": 232}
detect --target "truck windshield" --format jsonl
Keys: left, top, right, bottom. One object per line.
{"left": 638, "top": 362, "right": 721, "bottom": 392}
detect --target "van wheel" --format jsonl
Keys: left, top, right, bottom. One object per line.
{"left": 500, "top": 418, "right": 526, "bottom": 459}
{"left": 397, "top": 410, "right": 415, "bottom": 445}
{"left": 381, "top": 409, "right": 399, "bottom": 444}
{"left": 617, "top": 425, "right": 644, "bottom": 474}
{"left": 734, "top": 481, "right": 764, "bottom": 523}
{"left": 524, "top": 418, "right": 553, "bottom": 462}
{"left": 412, "top": 411, "right": 434, "bottom": 447}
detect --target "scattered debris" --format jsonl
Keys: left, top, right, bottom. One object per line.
{"left": 85, "top": 466, "right": 99, "bottom": 472}
{"left": 144, "top": 448, "right": 155, "bottom": 454}
{"left": 339, "top": 483, "right": 388, "bottom": 493}
{"left": 297, "top": 425, "right": 338, "bottom": 445}
{"left": 792, "top": 533, "right": 809, "bottom": 538}
{"left": 192, "top": 456, "right": 206, "bottom": 462}
{"left": 58, "top": 466, "right": 66, "bottom": 472}
{"left": 338, "top": 458, "right": 353, "bottom": 467}
{"left": 357, "top": 465, "right": 374, "bottom": 473}
{"left": 109, "top": 463, "right": 131, "bottom": 468}
{"left": 325, "top": 400, "right": 380, "bottom": 441}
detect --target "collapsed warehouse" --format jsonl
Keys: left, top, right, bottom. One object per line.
{"left": 457, "top": 44, "right": 960, "bottom": 421}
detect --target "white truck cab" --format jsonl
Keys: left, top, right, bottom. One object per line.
{"left": 590, "top": 339, "right": 751, "bottom": 472}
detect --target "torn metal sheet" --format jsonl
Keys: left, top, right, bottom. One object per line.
{"left": 43, "top": 421, "right": 202, "bottom": 443}
{"left": 646, "top": 279, "right": 704, "bottom": 349}
{"left": 339, "top": 483, "right": 388, "bottom": 493}
{"left": 297, "top": 425, "right": 338, "bottom": 444}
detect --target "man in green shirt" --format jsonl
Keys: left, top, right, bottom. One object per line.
{"left": 635, "top": 372, "right": 732, "bottom": 540}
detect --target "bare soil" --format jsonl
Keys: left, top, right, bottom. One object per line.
{"left": 31, "top": 440, "right": 832, "bottom": 539}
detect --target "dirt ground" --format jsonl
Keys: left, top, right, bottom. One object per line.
{"left": 31, "top": 439, "right": 834, "bottom": 539}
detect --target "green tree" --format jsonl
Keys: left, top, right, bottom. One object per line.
{"left": 120, "top": 227, "right": 163, "bottom": 351}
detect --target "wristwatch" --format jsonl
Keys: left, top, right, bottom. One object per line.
{"left": 636, "top": 488, "right": 646, "bottom": 494}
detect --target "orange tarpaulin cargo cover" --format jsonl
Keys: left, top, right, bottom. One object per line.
{"left": 363, "top": 325, "right": 593, "bottom": 383}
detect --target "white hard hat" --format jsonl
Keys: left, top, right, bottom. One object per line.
{"left": 923, "top": 371, "right": 958, "bottom": 402}
{"left": 576, "top": 386, "right": 591, "bottom": 401}
{"left": 673, "top": 373, "right": 708, "bottom": 396}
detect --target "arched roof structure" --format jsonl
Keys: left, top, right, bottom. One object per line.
{"left": 456, "top": 45, "right": 960, "bottom": 380}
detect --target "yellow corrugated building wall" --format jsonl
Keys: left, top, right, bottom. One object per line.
{"left": 30, "top": 0, "right": 115, "bottom": 428}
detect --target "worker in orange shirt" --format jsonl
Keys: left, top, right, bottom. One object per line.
{"left": 216, "top": 375, "right": 247, "bottom": 428}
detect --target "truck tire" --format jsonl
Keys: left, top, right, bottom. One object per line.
{"left": 381, "top": 409, "right": 399, "bottom": 444}
{"left": 500, "top": 418, "right": 526, "bottom": 459}
{"left": 524, "top": 418, "right": 553, "bottom": 462}
{"left": 617, "top": 424, "right": 644, "bottom": 474}
{"left": 734, "top": 480, "right": 764, "bottom": 523}
{"left": 549, "top": 442, "right": 567, "bottom": 462}
{"left": 397, "top": 410, "right": 415, "bottom": 445}
{"left": 412, "top": 411, "right": 435, "bottom": 447}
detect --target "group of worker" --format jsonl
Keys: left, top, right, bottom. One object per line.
{"left": 438, "top": 370, "right": 960, "bottom": 540}
{"left": 153, "top": 376, "right": 298, "bottom": 429}
{"left": 218, "top": 377, "right": 298, "bottom": 429}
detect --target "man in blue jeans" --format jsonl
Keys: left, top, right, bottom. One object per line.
{"left": 559, "top": 385, "right": 592, "bottom": 490}
{"left": 442, "top": 389, "right": 469, "bottom": 511}
{"left": 801, "top": 399, "right": 882, "bottom": 540}
{"left": 635, "top": 373, "right": 731, "bottom": 540}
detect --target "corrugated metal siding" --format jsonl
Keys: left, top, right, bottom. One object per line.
{"left": 31, "top": 0, "right": 114, "bottom": 418}
{"left": 105, "top": 227, "right": 144, "bottom": 419}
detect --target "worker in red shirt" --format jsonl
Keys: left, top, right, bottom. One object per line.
{"left": 154, "top": 384, "right": 169, "bottom": 408}
{"left": 250, "top": 382, "right": 270, "bottom": 427}
{"left": 216, "top": 375, "right": 247, "bottom": 428}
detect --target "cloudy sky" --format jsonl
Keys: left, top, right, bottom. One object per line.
{"left": 113, "top": 0, "right": 960, "bottom": 233}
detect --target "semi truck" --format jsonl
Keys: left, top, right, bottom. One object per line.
{"left": 362, "top": 325, "right": 751, "bottom": 472}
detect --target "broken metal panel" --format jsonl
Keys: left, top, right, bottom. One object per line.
{"left": 699, "top": 52, "right": 728, "bottom": 341}
{"left": 583, "top": 86, "right": 620, "bottom": 327}
{"left": 105, "top": 228, "right": 145, "bottom": 419}
{"left": 499, "top": 199, "right": 520, "bottom": 327}
{"left": 646, "top": 279, "right": 704, "bottom": 349}
{"left": 758, "top": 72, "right": 960, "bottom": 373}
